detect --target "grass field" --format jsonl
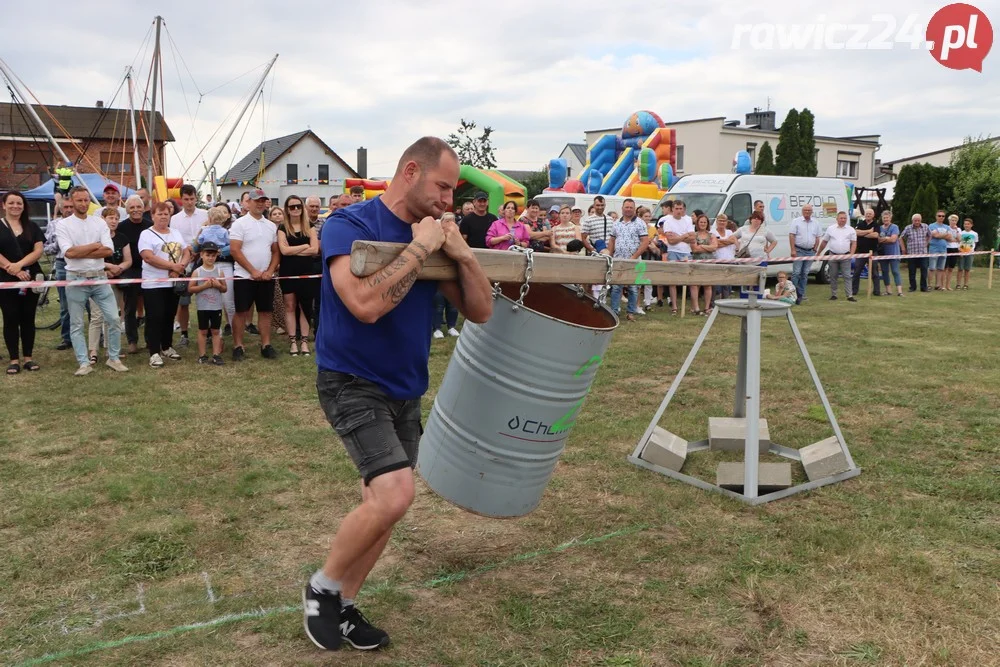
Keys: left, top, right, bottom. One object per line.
{"left": 2, "top": 276, "right": 998, "bottom": 666}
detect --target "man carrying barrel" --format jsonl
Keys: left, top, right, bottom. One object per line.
{"left": 303, "top": 137, "right": 493, "bottom": 651}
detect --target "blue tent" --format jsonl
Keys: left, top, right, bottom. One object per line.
{"left": 22, "top": 174, "right": 136, "bottom": 201}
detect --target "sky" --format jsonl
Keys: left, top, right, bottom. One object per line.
{"left": 3, "top": 0, "right": 998, "bottom": 182}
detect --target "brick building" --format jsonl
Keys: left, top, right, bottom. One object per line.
{"left": 0, "top": 102, "right": 174, "bottom": 192}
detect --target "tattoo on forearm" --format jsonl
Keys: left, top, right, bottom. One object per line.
{"left": 366, "top": 254, "right": 409, "bottom": 288}
{"left": 411, "top": 240, "right": 430, "bottom": 256}
{"left": 385, "top": 267, "right": 419, "bottom": 304}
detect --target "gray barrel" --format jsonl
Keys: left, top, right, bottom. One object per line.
{"left": 418, "top": 283, "right": 618, "bottom": 517}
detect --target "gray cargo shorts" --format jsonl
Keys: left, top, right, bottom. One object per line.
{"left": 317, "top": 371, "right": 422, "bottom": 484}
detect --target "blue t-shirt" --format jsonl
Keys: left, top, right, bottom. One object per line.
{"left": 879, "top": 223, "right": 900, "bottom": 255}
{"left": 316, "top": 198, "right": 437, "bottom": 400}
{"left": 928, "top": 222, "right": 949, "bottom": 253}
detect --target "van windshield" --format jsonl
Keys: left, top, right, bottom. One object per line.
{"left": 656, "top": 193, "right": 726, "bottom": 219}
{"left": 535, "top": 195, "right": 576, "bottom": 211}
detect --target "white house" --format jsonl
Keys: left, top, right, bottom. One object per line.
{"left": 580, "top": 110, "right": 881, "bottom": 185}
{"left": 557, "top": 143, "right": 587, "bottom": 179}
{"left": 875, "top": 136, "right": 1000, "bottom": 183}
{"left": 218, "top": 130, "right": 359, "bottom": 206}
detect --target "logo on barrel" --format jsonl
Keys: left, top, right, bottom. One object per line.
{"left": 500, "top": 414, "right": 570, "bottom": 442}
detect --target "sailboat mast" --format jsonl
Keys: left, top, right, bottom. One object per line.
{"left": 195, "top": 54, "right": 279, "bottom": 193}
{"left": 0, "top": 56, "right": 99, "bottom": 203}
{"left": 146, "top": 15, "right": 162, "bottom": 193}
{"left": 127, "top": 70, "right": 142, "bottom": 187}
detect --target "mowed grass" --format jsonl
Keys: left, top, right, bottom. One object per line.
{"left": 1, "top": 275, "right": 998, "bottom": 666}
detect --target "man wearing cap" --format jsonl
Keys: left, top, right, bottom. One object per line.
{"left": 103, "top": 184, "right": 128, "bottom": 220}
{"left": 457, "top": 191, "right": 496, "bottom": 249}
{"left": 229, "top": 189, "right": 280, "bottom": 360}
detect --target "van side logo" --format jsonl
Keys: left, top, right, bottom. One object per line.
{"left": 769, "top": 195, "right": 787, "bottom": 222}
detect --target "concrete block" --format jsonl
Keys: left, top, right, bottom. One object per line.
{"left": 717, "top": 462, "right": 792, "bottom": 493}
{"left": 708, "top": 417, "right": 771, "bottom": 453}
{"left": 800, "top": 436, "right": 851, "bottom": 481}
{"left": 639, "top": 427, "right": 687, "bottom": 472}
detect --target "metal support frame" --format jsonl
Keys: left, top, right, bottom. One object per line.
{"left": 629, "top": 297, "right": 861, "bottom": 504}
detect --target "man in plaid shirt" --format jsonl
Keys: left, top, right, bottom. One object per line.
{"left": 900, "top": 213, "right": 932, "bottom": 292}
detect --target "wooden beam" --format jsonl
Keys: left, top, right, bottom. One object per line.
{"left": 350, "top": 241, "right": 765, "bottom": 286}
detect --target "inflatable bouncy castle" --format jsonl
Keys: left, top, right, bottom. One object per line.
{"left": 344, "top": 178, "right": 389, "bottom": 200}
{"left": 547, "top": 110, "right": 677, "bottom": 199}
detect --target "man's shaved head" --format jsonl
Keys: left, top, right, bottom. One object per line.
{"left": 395, "top": 136, "right": 458, "bottom": 175}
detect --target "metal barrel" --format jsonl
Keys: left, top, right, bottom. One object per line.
{"left": 418, "top": 283, "right": 618, "bottom": 517}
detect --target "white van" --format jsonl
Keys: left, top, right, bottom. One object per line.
{"left": 535, "top": 192, "right": 661, "bottom": 218}
{"left": 659, "top": 174, "right": 852, "bottom": 279}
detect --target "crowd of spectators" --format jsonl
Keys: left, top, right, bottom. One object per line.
{"left": 0, "top": 184, "right": 989, "bottom": 374}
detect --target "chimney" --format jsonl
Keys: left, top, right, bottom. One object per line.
{"left": 96, "top": 100, "right": 104, "bottom": 109}
{"left": 745, "top": 108, "right": 776, "bottom": 131}
{"left": 356, "top": 147, "right": 368, "bottom": 179}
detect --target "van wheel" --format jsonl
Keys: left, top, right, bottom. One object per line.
{"left": 815, "top": 261, "right": 830, "bottom": 284}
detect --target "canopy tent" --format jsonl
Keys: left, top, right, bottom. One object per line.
{"left": 22, "top": 174, "right": 136, "bottom": 201}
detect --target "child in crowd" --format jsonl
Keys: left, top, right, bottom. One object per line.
{"left": 187, "top": 242, "right": 227, "bottom": 365}
{"left": 766, "top": 271, "right": 798, "bottom": 305}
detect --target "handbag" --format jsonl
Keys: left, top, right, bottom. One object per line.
{"left": 735, "top": 224, "right": 761, "bottom": 259}
{"left": 149, "top": 229, "right": 190, "bottom": 294}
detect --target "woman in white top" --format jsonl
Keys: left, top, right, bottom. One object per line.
{"left": 712, "top": 214, "right": 738, "bottom": 298}
{"left": 138, "top": 202, "right": 191, "bottom": 367}
{"left": 734, "top": 211, "right": 777, "bottom": 259}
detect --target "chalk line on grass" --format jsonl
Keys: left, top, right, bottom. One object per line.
{"left": 14, "top": 523, "right": 649, "bottom": 666}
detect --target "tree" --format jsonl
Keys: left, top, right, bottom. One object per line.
{"left": 521, "top": 169, "right": 549, "bottom": 200}
{"left": 892, "top": 164, "right": 922, "bottom": 222}
{"left": 755, "top": 141, "right": 775, "bottom": 175}
{"left": 774, "top": 109, "right": 801, "bottom": 176}
{"left": 893, "top": 163, "right": 955, "bottom": 224}
{"left": 949, "top": 137, "right": 1000, "bottom": 248}
{"left": 446, "top": 119, "right": 497, "bottom": 169}
{"left": 796, "top": 108, "right": 817, "bottom": 177}
{"left": 907, "top": 182, "right": 939, "bottom": 227}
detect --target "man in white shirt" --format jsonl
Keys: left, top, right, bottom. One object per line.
{"left": 54, "top": 187, "right": 129, "bottom": 375}
{"left": 580, "top": 195, "right": 612, "bottom": 253}
{"left": 170, "top": 184, "right": 209, "bottom": 346}
{"left": 788, "top": 204, "right": 822, "bottom": 304}
{"left": 658, "top": 199, "right": 695, "bottom": 312}
{"left": 229, "top": 189, "right": 280, "bottom": 360}
{"left": 816, "top": 211, "right": 858, "bottom": 302}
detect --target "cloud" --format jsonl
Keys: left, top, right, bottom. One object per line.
{"left": 3, "top": 0, "right": 996, "bottom": 184}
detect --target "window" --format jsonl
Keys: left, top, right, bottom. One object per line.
{"left": 14, "top": 161, "right": 45, "bottom": 174}
{"left": 318, "top": 197, "right": 325, "bottom": 205}
{"left": 99, "top": 152, "right": 132, "bottom": 174}
{"left": 271, "top": 198, "right": 279, "bottom": 207}
{"left": 724, "top": 193, "right": 752, "bottom": 226}
{"left": 318, "top": 164, "right": 329, "bottom": 184}
{"left": 286, "top": 163, "right": 298, "bottom": 184}
{"left": 746, "top": 142, "right": 757, "bottom": 166}
{"left": 837, "top": 159, "right": 859, "bottom": 179}
{"left": 675, "top": 146, "right": 685, "bottom": 172}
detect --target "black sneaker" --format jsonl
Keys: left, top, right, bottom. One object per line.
{"left": 261, "top": 345, "right": 278, "bottom": 359}
{"left": 246, "top": 323, "right": 260, "bottom": 335}
{"left": 303, "top": 586, "right": 342, "bottom": 651}
{"left": 212, "top": 354, "right": 225, "bottom": 366}
{"left": 222, "top": 324, "right": 232, "bottom": 337}
{"left": 340, "top": 605, "right": 390, "bottom": 650}
{"left": 829, "top": 296, "right": 838, "bottom": 300}
{"left": 197, "top": 355, "right": 209, "bottom": 364}
{"left": 232, "top": 346, "right": 245, "bottom": 361}
{"left": 55, "top": 340, "right": 72, "bottom": 350}
{"left": 847, "top": 296, "right": 857, "bottom": 302}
